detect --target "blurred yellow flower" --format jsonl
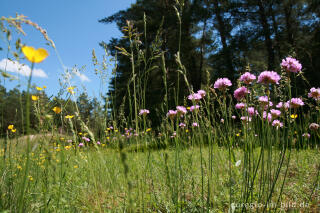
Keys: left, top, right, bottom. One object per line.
{"left": 8, "top": 125, "right": 14, "bottom": 130}
{"left": 52, "top": 106, "right": 62, "bottom": 114}
{"left": 146, "top": 128, "right": 152, "bottom": 132}
{"left": 74, "top": 165, "right": 78, "bottom": 169}
{"left": 31, "top": 95, "right": 39, "bottom": 101}
{"left": 65, "top": 115, "right": 74, "bottom": 119}
{"left": 67, "top": 86, "right": 75, "bottom": 94}
{"left": 36, "top": 86, "right": 43, "bottom": 91}
{"left": 43, "top": 86, "right": 47, "bottom": 89}
{"left": 291, "top": 114, "right": 298, "bottom": 119}
{"left": 28, "top": 176, "right": 34, "bottom": 181}
{"left": 11, "top": 129, "right": 16, "bottom": 133}
{"left": 22, "top": 46, "right": 48, "bottom": 63}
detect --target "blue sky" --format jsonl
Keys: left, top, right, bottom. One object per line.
{"left": 0, "top": 0, "right": 134, "bottom": 99}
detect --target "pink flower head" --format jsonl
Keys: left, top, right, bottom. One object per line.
{"left": 214, "top": 78, "right": 232, "bottom": 90}
{"left": 257, "top": 71, "right": 281, "bottom": 84}
{"left": 234, "top": 86, "right": 250, "bottom": 101}
{"left": 289, "top": 98, "right": 304, "bottom": 108}
{"left": 258, "top": 96, "right": 269, "bottom": 105}
{"left": 97, "top": 141, "right": 101, "bottom": 145}
{"left": 78, "top": 143, "right": 84, "bottom": 147}
{"left": 302, "top": 133, "right": 310, "bottom": 139}
{"left": 197, "top": 90, "right": 206, "bottom": 98}
{"left": 276, "top": 102, "right": 289, "bottom": 110}
{"left": 309, "top": 123, "right": 319, "bottom": 131}
{"left": 281, "top": 57, "right": 302, "bottom": 73}
{"left": 272, "top": 120, "right": 283, "bottom": 128}
{"left": 179, "top": 123, "right": 186, "bottom": 128}
{"left": 176, "top": 106, "right": 187, "bottom": 115}
{"left": 270, "top": 109, "right": 281, "bottom": 118}
{"left": 82, "top": 137, "right": 90, "bottom": 142}
{"left": 308, "top": 87, "right": 320, "bottom": 101}
{"left": 188, "top": 93, "right": 202, "bottom": 102}
{"left": 235, "top": 103, "right": 246, "bottom": 110}
{"left": 139, "top": 109, "right": 150, "bottom": 116}
{"left": 67, "top": 139, "right": 73, "bottom": 143}
{"left": 189, "top": 105, "right": 200, "bottom": 112}
{"left": 241, "top": 116, "right": 252, "bottom": 122}
{"left": 232, "top": 115, "right": 236, "bottom": 119}
{"left": 192, "top": 122, "right": 199, "bottom": 127}
{"left": 263, "top": 111, "right": 272, "bottom": 122}
{"left": 247, "top": 107, "right": 258, "bottom": 116}
{"left": 239, "top": 72, "right": 256, "bottom": 84}
{"left": 167, "top": 110, "right": 177, "bottom": 119}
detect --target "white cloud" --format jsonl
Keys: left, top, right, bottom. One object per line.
{"left": 71, "top": 67, "right": 90, "bottom": 82}
{"left": 0, "top": 59, "right": 48, "bottom": 78}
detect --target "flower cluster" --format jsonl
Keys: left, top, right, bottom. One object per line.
{"left": 281, "top": 57, "right": 302, "bottom": 73}
{"left": 257, "top": 71, "right": 281, "bottom": 85}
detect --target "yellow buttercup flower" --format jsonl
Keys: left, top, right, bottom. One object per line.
{"left": 31, "top": 95, "right": 39, "bottom": 101}
{"left": 22, "top": 46, "right": 48, "bottom": 63}
{"left": 11, "top": 129, "right": 16, "bottom": 133}
{"left": 8, "top": 125, "right": 14, "bottom": 130}
{"left": 65, "top": 115, "right": 74, "bottom": 119}
{"left": 36, "top": 86, "right": 43, "bottom": 91}
{"left": 52, "top": 106, "right": 62, "bottom": 114}
{"left": 290, "top": 114, "right": 298, "bottom": 119}
{"left": 146, "top": 128, "right": 152, "bottom": 132}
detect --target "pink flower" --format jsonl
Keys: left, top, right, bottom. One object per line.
{"left": 188, "top": 93, "right": 202, "bottom": 102}
{"left": 78, "top": 143, "right": 84, "bottom": 147}
{"left": 247, "top": 107, "right": 258, "bottom": 116}
{"left": 214, "top": 78, "right": 232, "bottom": 90}
{"left": 67, "top": 139, "right": 72, "bottom": 143}
{"left": 239, "top": 72, "right": 256, "bottom": 84}
{"left": 82, "top": 137, "right": 90, "bottom": 142}
{"left": 302, "top": 133, "right": 310, "bottom": 138}
{"left": 234, "top": 86, "right": 250, "bottom": 101}
{"left": 270, "top": 109, "right": 281, "bottom": 118}
{"left": 235, "top": 103, "right": 246, "bottom": 110}
{"left": 179, "top": 123, "right": 186, "bottom": 128}
{"left": 308, "top": 87, "right": 320, "bottom": 101}
{"left": 197, "top": 90, "right": 206, "bottom": 98}
{"left": 97, "top": 141, "right": 101, "bottom": 145}
{"left": 276, "top": 102, "right": 289, "bottom": 110}
{"left": 232, "top": 115, "right": 236, "bottom": 119}
{"left": 257, "top": 71, "right": 281, "bottom": 84}
{"left": 167, "top": 110, "right": 177, "bottom": 119}
{"left": 189, "top": 105, "right": 200, "bottom": 112}
{"left": 176, "top": 106, "right": 187, "bottom": 115}
{"left": 241, "top": 116, "right": 252, "bottom": 122}
{"left": 281, "top": 57, "right": 302, "bottom": 73}
{"left": 139, "top": 109, "right": 150, "bottom": 116}
{"left": 289, "top": 98, "right": 304, "bottom": 108}
{"left": 309, "top": 123, "right": 319, "bottom": 131}
{"left": 272, "top": 120, "right": 283, "bottom": 128}
{"left": 192, "top": 122, "right": 199, "bottom": 127}
{"left": 263, "top": 111, "right": 272, "bottom": 122}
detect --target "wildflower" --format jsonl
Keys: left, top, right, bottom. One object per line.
{"left": 236, "top": 133, "right": 240, "bottom": 137}
{"left": 78, "top": 143, "right": 84, "bottom": 147}
{"left": 220, "top": 119, "right": 224, "bottom": 124}
{"left": 308, "top": 87, "right": 320, "bottom": 101}
{"left": 302, "top": 133, "right": 310, "bottom": 139}
{"left": 241, "top": 116, "right": 252, "bottom": 122}
{"left": 239, "top": 72, "right": 256, "bottom": 84}
{"left": 139, "top": 109, "right": 150, "bottom": 116}
{"left": 43, "top": 86, "right": 47, "bottom": 89}
{"left": 28, "top": 176, "right": 34, "bottom": 181}
{"left": 36, "top": 86, "right": 43, "bottom": 91}
{"left": 146, "top": 128, "right": 152, "bottom": 132}
{"left": 290, "top": 114, "right": 298, "bottom": 119}
{"left": 263, "top": 111, "right": 272, "bottom": 122}
{"left": 176, "top": 106, "right": 187, "bottom": 115}
{"left": 235, "top": 160, "right": 241, "bottom": 167}
{"left": 8, "top": 125, "right": 14, "bottom": 130}
{"left": 234, "top": 86, "right": 250, "bottom": 101}
{"left": 258, "top": 96, "right": 269, "bottom": 105}
{"left": 167, "top": 110, "right": 177, "bottom": 119}
{"left": 197, "top": 90, "right": 206, "bottom": 98}
{"left": 65, "top": 115, "right": 74, "bottom": 119}
{"left": 188, "top": 93, "right": 202, "bottom": 102}
{"left": 214, "top": 78, "right": 232, "bottom": 90}
{"left": 257, "top": 71, "right": 281, "bottom": 84}
{"left": 31, "top": 95, "right": 39, "bottom": 101}
{"left": 65, "top": 146, "right": 71, "bottom": 150}
{"left": 97, "top": 141, "right": 101, "bottom": 145}
{"left": 192, "top": 122, "right": 199, "bottom": 127}
{"left": 289, "top": 98, "right": 304, "bottom": 108}
{"left": 52, "top": 106, "right": 61, "bottom": 114}
{"left": 11, "top": 129, "right": 16, "bottom": 133}
{"left": 276, "top": 102, "right": 289, "bottom": 110}
{"left": 189, "top": 105, "right": 200, "bottom": 112}
{"left": 247, "top": 107, "right": 258, "bottom": 117}
{"left": 270, "top": 109, "right": 281, "bottom": 118}
{"left": 309, "top": 123, "right": 319, "bottom": 131}
{"left": 67, "top": 139, "right": 72, "bottom": 143}
{"left": 179, "top": 123, "right": 186, "bottom": 128}
{"left": 281, "top": 57, "right": 302, "bottom": 73}
{"left": 82, "top": 137, "right": 90, "bottom": 142}
{"left": 22, "top": 46, "right": 48, "bottom": 63}
{"left": 235, "top": 103, "right": 246, "bottom": 110}
{"left": 232, "top": 115, "right": 236, "bottom": 119}
{"left": 272, "top": 120, "right": 283, "bottom": 129}
{"left": 17, "top": 165, "right": 22, "bottom": 170}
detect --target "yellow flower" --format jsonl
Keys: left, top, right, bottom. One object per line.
{"left": 115, "top": 129, "right": 118, "bottom": 133}
{"left": 52, "top": 106, "right": 62, "bottom": 114}
{"left": 31, "top": 95, "right": 39, "bottom": 101}
{"left": 65, "top": 115, "right": 74, "bottom": 119}
{"left": 8, "top": 125, "right": 14, "bottom": 130}
{"left": 43, "top": 86, "right": 47, "bottom": 89}
{"left": 11, "top": 129, "right": 16, "bottom": 133}
{"left": 22, "top": 46, "right": 48, "bottom": 63}
{"left": 36, "top": 86, "right": 43, "bottom": 91}
{"left": 146, "top": 128, "right": 152, "bottom": 132}
{"left": 28, "top": 176, "right": 34, "bottom": 181}
{"left": 74, "top": 165, "right": 78, "bottom": 169}
{"left": 78, "top": 132, "right": 82, "bottom": 135}
{"left": 186, "top": 129, "right": 189, "bottom": 133}
{"left": 65, "top": 146, "right": 71, "bottom": 150}
{"left": 236, "top": 133, "right": 240, "bottom": 137}
{"left": 67, "top": 86, "right": 75, "bottom": 94}
{"left": 17, "top": 165, "right": 22, "bottom": 170}
{"left": 291, "top": 114, "right": 298, "bottom": 119}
